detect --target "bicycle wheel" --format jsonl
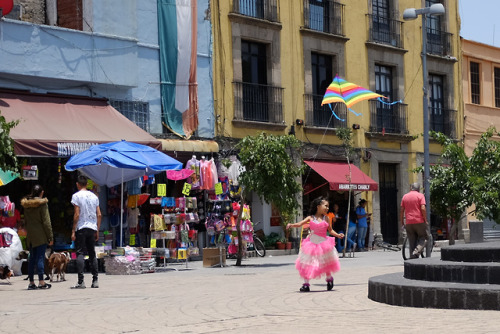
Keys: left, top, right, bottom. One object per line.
{"left": 253, "top": 237, "right": 266, "bottom": 257}
{"left": 424, "top": 233, "right": 434, "bottom": 258}
{"left": 402, "top": 237, "right": 411, "bottom": 260}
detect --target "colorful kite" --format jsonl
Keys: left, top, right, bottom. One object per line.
{"left": 321, "top": 75, "right": 385, "bottom": 121}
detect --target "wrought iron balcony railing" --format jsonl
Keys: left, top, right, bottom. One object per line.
{"left": 233, "top": 0, "right": 279, "bottom": 22}
{"left": 367, "top": 14, "right": 404, "bottom": 48}
{"left": 427, "top": 28, "right": 452, "bottom": 57}
{"left": 233, "top": 81, "right": 284, "bottom": 124}
{"left": 369, "top": 100, "right": 408, "bottom": 134}
{"left": 430, "top": 107, "right": 456, "bottom": 138}
{"left": 303, "top": 0, "right": 345, "bottom": 37}
{"left": 304, "top": 94, "right": 348, "bottom": 129}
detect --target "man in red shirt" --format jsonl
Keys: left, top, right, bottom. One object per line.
{"left": 400, "top": 183, "right": 428, "bottom": 259}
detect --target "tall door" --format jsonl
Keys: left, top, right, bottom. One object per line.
{"left": 379, "top": 163, "right": 399, "bottom": 244}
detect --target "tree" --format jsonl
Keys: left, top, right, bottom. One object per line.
{"left": 336, "top": 127, "right": 355, "bottom": 256}
{"left": 429, "top": 128, "right": 500, "bottom": 244}
{"left": 0, "top": 110, "right": 19, "bottom": 172}
{"left": 235, "top": 133, "right": 304, "bottom": 266}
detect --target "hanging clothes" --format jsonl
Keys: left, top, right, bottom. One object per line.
{"left": 228, "top": 156, "right": 244, "bottom": 186}
{"left": 185, "top": 156, "right": 201, "bottom": 189}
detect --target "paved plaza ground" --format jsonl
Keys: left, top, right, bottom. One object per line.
{"left": 1, "top": 248, "right": 499, "bottom": 334}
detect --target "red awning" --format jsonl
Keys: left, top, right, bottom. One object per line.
{"left": 305, "top": 160, "right": 378, "bottom": 191}
{"left": 0, "top": 91, "right": 161, "bottom": 157}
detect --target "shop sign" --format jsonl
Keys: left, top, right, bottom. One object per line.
{"left": 57, "top": 142, "right": 98, "bottom": 157}
{"left": 22, "top": 165, "right": 38, "bottom": 180}
{"left": 338, "top": 184, "right": 371, "bottom": 191}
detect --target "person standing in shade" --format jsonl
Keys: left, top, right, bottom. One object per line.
{"left": 355, "top": 199, "right": 371, "bottom": 251}
{"left": 21, "top": 185, "right": 53, "bottom": 290}
{"left": 71, "top": 175, "right": 102, "bottom": 289}
{"left": 400, "top": 183, "right": 428, "bottom": 259}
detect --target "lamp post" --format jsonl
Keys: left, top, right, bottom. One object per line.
{"left": 403, "top": 3, "right": 445, "bottom": 257}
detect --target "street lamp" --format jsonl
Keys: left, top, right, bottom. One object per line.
{"left": 403, "top": 3, "right": 445, "bottom": 257}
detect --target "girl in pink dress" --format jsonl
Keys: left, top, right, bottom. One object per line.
{"left": 287, "top": 197, "right": 344, "bottom": 292}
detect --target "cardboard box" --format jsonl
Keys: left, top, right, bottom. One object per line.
{"left": 203, "top": 247, "right": 226, "bottom": 267}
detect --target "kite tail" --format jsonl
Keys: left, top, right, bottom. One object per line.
{"left": 348, "top": 108, "right": 362, "bottom": 116}
{"left": 377, "top": 97, "right": 403, "bottom": 105}
{"left": 329, "top": 104, "right": 345, "bottom": 121}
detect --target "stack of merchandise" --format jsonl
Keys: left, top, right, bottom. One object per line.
{"left": 104, "top": 246, "right": 141, "bottom": 275}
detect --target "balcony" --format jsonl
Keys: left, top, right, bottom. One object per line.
{"left": 369, "top": 101, "right": 408, "bottom": 135}
{"left": 367, "top": 14, "right": 404, "bottom": 49}
{"left": 430, "top": 107, "right": 456, "bottom": 138}
{"left": 303, "top": 0, "right": 345, "bottom": 37}
{"left": 427, "top": 28, "right": 453, "bottom": 57}
{"left": 233, "top": 82, "right": 284, "bottom": 125}
{"left": 304, "top": 94, "right": 347, "bottom": 129}
{"left": 233, "top": 0, "right": 279, "bottom": 22}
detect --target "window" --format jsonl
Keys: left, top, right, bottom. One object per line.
{"left": 309, "top": 0, "right": 330, "bottom": 32}
{"left": 241, "top": 40, "right": 269, "bottom": 122}
{"left": 110, "top": 100, "right": 150, "bottom": 132}
{"left": 238, "top": 0, "right": 265, "bottom": 19}
{"left": 470, "top": 62, "right": 480, "bottom": 104}
{"left": 429, "top": 74, "right": 444, "bottom": 133}
{"left": 371, "top": 0, "right": 391, "bottom": 44}
{"left": 495, "top": 68, "right": 500, "bottom": 108}
{"left": 375, "top": 64, "right": 395, "bottom": 132}
{"left": 311, "top": 52, "right": 334, "bottom": 127}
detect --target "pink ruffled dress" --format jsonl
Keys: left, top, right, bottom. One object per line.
{"left": 296, "top": 216, "right": 340, "bottom": 280}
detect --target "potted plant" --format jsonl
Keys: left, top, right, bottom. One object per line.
{"left": 276, "top": 237, "right": 286, "bottom": 250}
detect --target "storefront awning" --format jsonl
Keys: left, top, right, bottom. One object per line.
{"left": 305, "top": 160, "right": 378, "bottom": 191}
{"left": 0, "top": 91, "right": 161, "bottom": 157}
{"left": 159, "top": 139, "right": 219, "bottom": 153}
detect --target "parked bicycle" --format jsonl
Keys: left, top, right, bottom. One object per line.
{"left": 401, "top": 229, "right": 434, "bottom": 260}
{"left": 251, "top": 222, "right": 266, "bottom": 257}
{"left": 373, "top": 234, "right": 401, "bottom": 252}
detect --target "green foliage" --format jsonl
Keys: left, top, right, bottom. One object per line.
{"left": 468, "top": 128, "right": 500, "bottom": 222}
{"left": 429, "top": 128, "right": 500, "bottom": 223}
{"left": 263, "top": 232, "right": 280, "bottom": 247}
{"left": 336, "top": 127, "right": 355, "bottom": 158}
{"left": 237, "top": 133, "right": 304, "bottom": 222}
{"left": 0, "top": 110, "right": 19, "bottom": 172}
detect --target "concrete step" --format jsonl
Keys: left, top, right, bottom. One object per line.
{"left": 368, "top": 272, "right": 500, "bottom": 310}
{"left": 404, "top": 257, "right": 500, "bottom": 284}
{"left": 441, "top": 240, "right": 500, "bottom": 262}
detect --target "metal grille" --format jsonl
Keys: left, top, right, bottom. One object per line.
{"left": 304, "top": 0, "right": 344, "bottom": 36}
{"left": 304, "top": 94, "right": 347, "bottom": 128}
{"left": 109, "top": 100, "right": 150, "bottom": 132}
{"left": 233, "top": 0, "right": 279, "bottom": 22}
{"left": 233, "top": 82, "right": 284, "bottom": 124}
{"left": 430, "top": 108, "right": 456, "bottom": 139}
{"left": 369, "top": 101, "right": 408, "bottom": 134}
{"left": 367, "top": 14, "right": 403, "bottom": 48}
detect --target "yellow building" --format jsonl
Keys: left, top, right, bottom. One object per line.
{"left": 212, "top": 0, "right": 462, "bottom": 244}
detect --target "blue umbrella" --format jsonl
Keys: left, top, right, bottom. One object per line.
{"left": 65, "top": 140, "right": 182, "bottom": 187}
{"left": 65, "top": 140, "right": 182, "bottom": 246}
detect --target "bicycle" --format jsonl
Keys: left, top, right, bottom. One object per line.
{"left": 251, "top": 222, "right": 266, "bottom": 257}
{"left": 401, "top": 229, "right": 434, "bottom": 260}
{"left": 373, "top": 234, "right": 401, "bottom": 252}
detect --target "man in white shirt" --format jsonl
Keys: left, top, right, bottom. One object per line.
{"left": 71, "top": 175, "right": 102, "bottom": 289}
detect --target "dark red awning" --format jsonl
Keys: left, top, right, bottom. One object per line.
{"left": 305, "top": 160, "right": 378, "bottom": 191}
{"left": 0, "top": 91, "right": 161, "bottom": 157}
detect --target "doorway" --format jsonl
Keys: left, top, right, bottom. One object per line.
{"left": 379, "top": 163, "right": 399, "bottom": 244}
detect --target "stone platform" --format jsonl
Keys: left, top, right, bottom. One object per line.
{"left": 368, "top": 240, "right": 500, "bottom": 310}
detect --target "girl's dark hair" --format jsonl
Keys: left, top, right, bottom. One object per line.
{"left": 28, "top": 184, "right": 43, "bottom": 199}
{"left": 309, "top": 196, "right": 327, "bottom": 215}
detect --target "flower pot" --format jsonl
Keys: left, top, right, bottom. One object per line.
{"left": 285, "top": 242, "right": 292, "bottom": 250}
{"left": 276, "top": 241, "right": 285, "bottom": 250}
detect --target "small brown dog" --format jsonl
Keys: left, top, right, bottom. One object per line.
{"left": 48, "top": 251, "right": 70, "bottom": 282}
{"left": 0, "top": 265, "right": 13, "bottom": 282}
